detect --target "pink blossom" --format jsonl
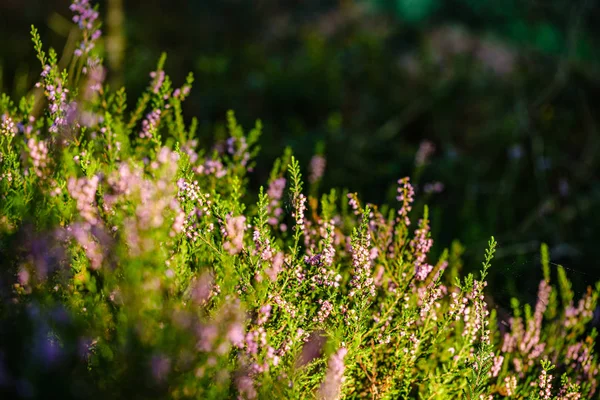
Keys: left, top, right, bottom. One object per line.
{"left": 223, "top": 215, "right": 246, "bottom": 255}
{"left": 318, "top": 347, "right": 348, "bottom": 400}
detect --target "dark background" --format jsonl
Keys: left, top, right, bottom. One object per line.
{"left": 2, "top": 0, "right": 600, "bottom": 306}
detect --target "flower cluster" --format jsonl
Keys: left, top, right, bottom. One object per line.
{"left": 410, "top": 216, "right": 433, "bottom": 281}
{"left": 70, "top": 0, "right": 101, "bottom": 57}
{"left": 415, "top": 139, "right": 435, "bottom": 167}
{"left": 26, "top": 138, "right": 50, "bottom": 178}
{"left": 318, "top": 347, "right": 348, "bottom": 400}
{"left": 396, "top": 177, "right": 415, "bottom": 226}
{"left": 139, "top": 109, "right": 161, "bottom": 138}
{"left": 308, "top": 154, "right": 326, "bottom": 184}
{"left": 67, "top": 175, "right": 100, "bottom": 225}
{"left": 223, "top": 215, "right": 247, "bottom": 255}
{"left": 266, "top": 177, "right": 286, "bottom": 227}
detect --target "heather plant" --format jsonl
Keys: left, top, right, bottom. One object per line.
{"left": 0, "top": 2, "right": 599, "bottom": 399}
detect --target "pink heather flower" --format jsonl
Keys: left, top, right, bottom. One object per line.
{"left": 20, "top": 115, "right": 36, "bottom": 137}
{"left": 419, "top": 285, "right": 444, "bottom": 322}
{"left": 491, "top": 355, "right": 504, "bottom": 377}
{"left": 49, "top": 95, "right": 68, "bottom": 132}
{"left": 18, "top": 268, "right": 30, "bottom": 286}
{"left": 190, "top": 272, "right": 214, "bottom": 305}
{"left": 304, "top": 221, "right": 342, "bottom": 290}
{"left": 565, "top": 288, "right": 595, "bottom": 328}
{"left": 396, "top": 177, "right": 414, "bottom": 226}
{"left": 171, "top": 209, "right": 186, "bottom": 237}
{"left": 223, "top": 215, "right": 246, "bottom": 255}
{"left": 347, "top": 193, "right": 360, "bottom": 215}
{"left": 227, "top": 321, "right": 245, "bottom": 348}
{"left": 226, "top": 136, "right": 251, "bottom": 168}
{"left": 83, "top": 57, "right": 105, "bottom": 99}
{"left": 308, "top": 155, "right": 326, "bottom": 184}
{"left": 149, "top": 70, "right": 166, "bottom": 94}
{"left": 38, "top": 68, "right": 69, "bottom": 133}
{"left": 504, "top": 376, "right": 517, "bottom": 396}
{"left": 314, "top": 300, "right": 334, "bottom": 324}
{"left": 236, "top": 375, "right": 257, "bottom": 400}
{"left": 266, "top": 177, "right": 286, "bottom": 226}
{"left": 538, "top": 368, "right": 553, "bottom": 400}
{"left": 104, "top": 151, "right": 180, "bottom": 253}
{"left": 292, "top": 193, "right": 307, "bottom": 233}
{"left": 423, "top": 181, "right": 444, "bottom": 194}
{"left": 415, "top": 140, "right": 435, "bottom": 167}
{"left": 257, "top": 305, "right": 272, "bottom": 325}
{"left": 195, "top": 159, "right": 227, "bottom": 178}
{"left": 244, "top": 326, "right": 267, "bottom": 360}
{"left": 67, "top": 175, "right": 100, "bottom": 225}
{"left": 349, "top": 227, "right": 375, "bottom": 298}
{"left": 519, "top": 280, "right": 551, "bottom": 355}
{"left": 456, "top": 280, "right": 490, "bottom": 345}
{"left": 304, "top": 221, "right": 340, "bottom": 288}
{"left": 267, "top": 178, "right": 286, "bottom": 201}
{"left": 1, "top": 115, "right": 17, "bottom": 138}
{"left": 252, "top": 229, "right": 274, "bottom": 263}
{"left": 176, "top": 178, "right": 212, "bottom": 242}
{"left": 265, "top": 251, "right": 284, "bottom": 282}
{"left": 318, "top": 347, "right": 348, "bottom": 400}
{"left": 70, "top": 223, "right": 103, "bottom": 269}
{"left": 180, "top": 139, "right": 199, "bottom": 164}
{"left": 269, "top": 293, "right": 298, "bottom": 319}
{"left": 297, "top": 332, "right": 327, "bottom": 368}
{"left": 196, "top": 300, "right": 245, "bottom": 354}
{"left": 27, "top": 138, "right": 50, "bottom": 178}
{"left": 197, "top": 324, "right": 219, "bottom": 352}
{"left": 139, "top": 109, "right": 161, "bottom": 138}
{"left": 410, "top": 217, "right": 433, "bottom": 281}
{"left": 70, "top": 0, "right": 99, "bottom": 31}
{"left": 566, "top": 340, "right": 596, "bottom": 387}
{"left": 70, "top": 0, "right": 101, "bottom": 55}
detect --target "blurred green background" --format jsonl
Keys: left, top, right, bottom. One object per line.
{"left": 2, "top": 0, "right": 600, "bottom": 306}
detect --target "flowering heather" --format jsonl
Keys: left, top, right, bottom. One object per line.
{"left": 70, "top": 0, "right": 101, "bottom": 56}
{"left": 396, "top": 176, "right": 415, "bottom": 226}
{"left": 415, "top": 139, "right": 436, "bottom": 167}
{"left": 26, "top": 138, "right": 50, "bottom": 178}
{"left": 0, "top": 2, "right": 599, "bottom": 399}
{"left": 223, "top": 215, "right": 247, "bottom": 255}
{"left": 318, "top": 347, "right": 348, "bottom": 400}
{"left": 309, "top": 154, "right": 327, "bottom": 184}
{"left": 1, "top": 116, "right": 17, "bottom": 138}
{"left": 139, "top": 108, "right": 162, "bottom": 138}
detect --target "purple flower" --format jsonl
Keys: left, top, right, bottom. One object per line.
{"left": 139, "top": 109, "right": 161, "bottom": 138}
{"left": 70, "top": 0, "right": 101, "bottom": 55}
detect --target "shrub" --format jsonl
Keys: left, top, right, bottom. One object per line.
{"left": 0, "top": 1, "right": 599, "bottom": 399}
